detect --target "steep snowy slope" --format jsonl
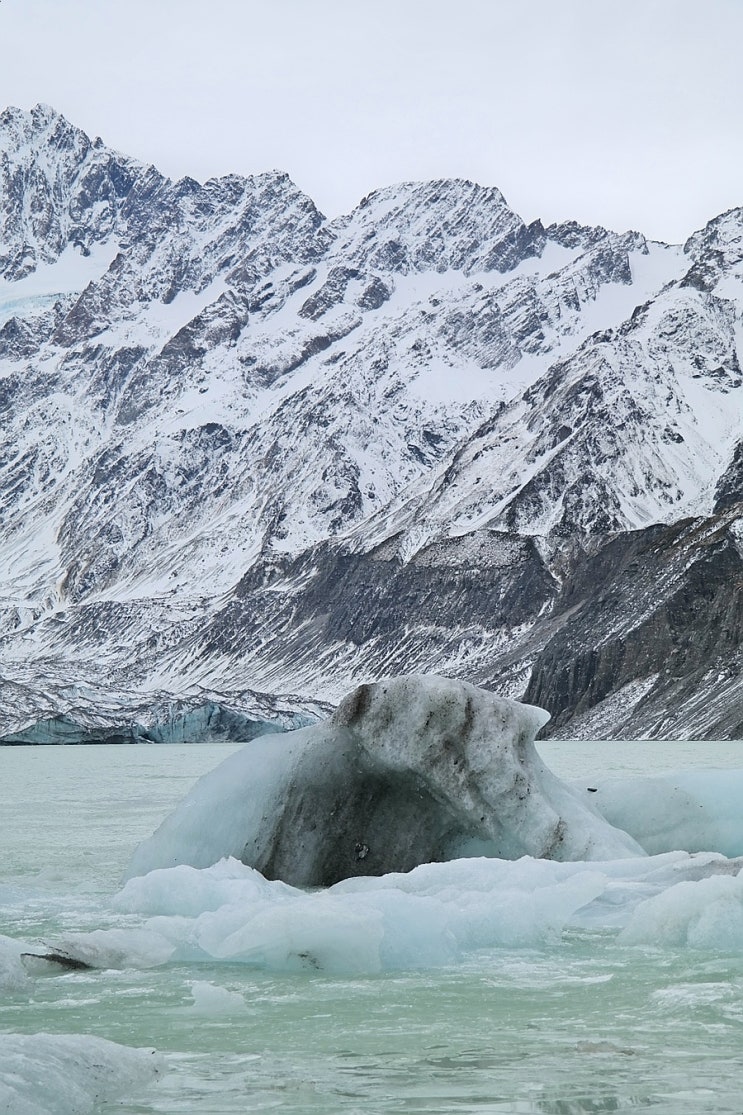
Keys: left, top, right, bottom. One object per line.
{"left": 0, "top": 105, "right": 741, "bottom": 739}
{"left": 359, "top": 277, "right": 741, "bottom": 546}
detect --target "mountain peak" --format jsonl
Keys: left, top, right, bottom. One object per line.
{"left": 0, "top": 101, "right": 70, "bottom": 135}
{"left": 329, "top": 176, "right": 537, "bottom": 276}
{"left": 0, "top": 105, "right": 137, "bottom": 278}
{"left": 30, "top": 101, "right": 63, "bottom": 126}
{"left": 357, "top": 176, "right": 509, "bottom": 206}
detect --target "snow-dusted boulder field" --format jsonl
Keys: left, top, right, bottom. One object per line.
{"left": 127, "top": 675, "right": 642, "bottom": 884}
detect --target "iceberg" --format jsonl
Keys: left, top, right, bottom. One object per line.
{"left": 43, "top": 849, "right": 740, "bottom": 977}
{"left": 127, "top": 674, "right": 642, "bottom": 885}
{"left": 0, "top": 1033, "right": 161, "bottom": 1115}
{"left": 112, "top": 855, "right": 609, "bottom": 973}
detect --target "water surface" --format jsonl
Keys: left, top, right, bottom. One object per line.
{"left": 2, "top": 740, "right": 743, "bottom": 1113}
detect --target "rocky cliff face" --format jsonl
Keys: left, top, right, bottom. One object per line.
{"left": 1, "top": 105, "right": 741, "bottom": 740}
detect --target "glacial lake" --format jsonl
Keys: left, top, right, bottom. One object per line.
{"left": 2, "top": 739, "right": 743, "bottom": 1113}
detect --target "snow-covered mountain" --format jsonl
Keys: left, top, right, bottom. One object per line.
{"left": 1, "top": 104, "right": 741, "bottom": 740}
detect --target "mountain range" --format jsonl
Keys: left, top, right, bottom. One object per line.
{"left": 1, "top": 103, "right": 741, "bottom": 742}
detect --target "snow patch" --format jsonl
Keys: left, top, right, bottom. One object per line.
{"left": 0, "top": 240, "right": 120, "bottom": 325}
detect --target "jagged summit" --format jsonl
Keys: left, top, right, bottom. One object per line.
{"left": 0, "top": 104, "right": 741, "bottom": 740}
{"left": 326, "top": 176, "right": 543, "bottom": 276}
{"left": 0, "top": 104, "right": 150, "bottom": 280}
{"left": 0, "top": 105, "right": 325, "bottom": 285}
{"left": 0, "top": 102, "right": 72, "bottom": 141}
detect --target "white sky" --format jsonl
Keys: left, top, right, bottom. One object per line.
{"left": 0, "top": 0, "right": 741, "bottom": 243}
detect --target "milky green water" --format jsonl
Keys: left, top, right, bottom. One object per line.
{"left": 2, "top": 741, "right": 743, "bottom": 1113}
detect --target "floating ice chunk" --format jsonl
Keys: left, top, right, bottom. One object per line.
{"left": 45, "top": 851, "right": 743, "bottom": 976}
{"left": 113, "top": 856, "right": 622, "bottom": 972}
{"left": 189, "top": 980, "right": 247, "bottom": 1013}
{"left": 0, "top": 1033, "right": 162, "bottom": 1115}
{"left": 620, "top": 870, "right": 743, "bottom": 949}
{"left": 115, "top": 856, "right": 291, "bottom": 917}
{"left": 115, "top": 855, "right": 608, "bottom": 973}
{"left": 580, "top": 770, "right": 743, "bottom": 857}
{"left": 198, "top": 889, "right": 390, "bottom": 973}
{"left": 44, "top": 927, "right": 175, "bottom": 970}
{"left": 127, "top": 674, "right": 642, "bottom": 885}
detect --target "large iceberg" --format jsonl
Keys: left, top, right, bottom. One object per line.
{"left": 127, "top": 674, "right": 642, "bottom": 885}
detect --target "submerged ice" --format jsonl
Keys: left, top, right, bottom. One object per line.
{"left": 127, "top": 674, "right": 642, "bottom": 885}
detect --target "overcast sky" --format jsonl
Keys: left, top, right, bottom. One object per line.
{"left": 0, "top": 0, "right": 741, "bottom": 242}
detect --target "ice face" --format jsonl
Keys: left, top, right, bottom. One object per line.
{"left": 126, "top": 674, "right": 642, "bottom": 885}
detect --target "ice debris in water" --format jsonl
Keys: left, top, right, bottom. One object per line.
{"left": 189, "top": 980, "right": 247, "bottom": 1013}
{"left": 0, "top": 1033, "right": 162, "bottom": 1115}
{"left": 620, "top": 870, "right": 743, "bottom": 949}
{"left": 126, "top": 674, "right": 642, "bottom": 885}
{"left": 113, "top": 855, "right": 609, "bottom": 973}
{"left": 40, "top": 849, "right": 720, "bottom": 976}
